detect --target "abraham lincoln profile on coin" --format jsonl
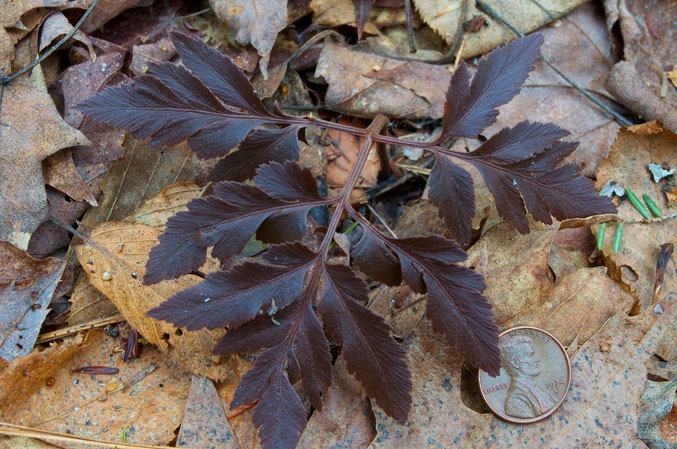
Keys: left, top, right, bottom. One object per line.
{"left": 501, "top": 335, "right": 557, "bottom": 419}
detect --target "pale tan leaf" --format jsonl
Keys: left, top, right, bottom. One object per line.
{"left": 413, "top": 0, "right": 587, "bottom": 58}
{"left": 209, "top": 0, "right": 288, "bottom": 77}
{"left": 75, "top": 222, "right": 237, "bottom": 380}
{"left": 124, "top": 183, "right": 201, "bottom": 229}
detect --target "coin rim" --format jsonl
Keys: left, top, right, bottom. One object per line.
{"left": 477, "top": 326, "right": 572, "bottom": 424}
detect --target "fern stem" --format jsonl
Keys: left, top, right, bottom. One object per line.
{"left": 319, "top": 115, "right": 389, "bottom": 258}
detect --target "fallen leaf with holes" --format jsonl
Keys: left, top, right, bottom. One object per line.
{"left": 75, "top": 222, "right": 238, "bottom": 380}
{"left": 297, "top": 358, "right": 375, "bottom": 448}
{"left": 594, "top": 123, "right": 677, "bottom": 309}
{"left": 604, "top": 0, "right": 677, "bottom": 130}
{"left": 209, "top": 0, "right": 287, "bottom": 77}
{"left": 0, "top": 328, "right": 191, "bottom": 447}
{"left": 0, "top": 68, "right": 89, "bottom": 249}
{"left": 0, "top": 242, "right": 65, "bottom": 362}
{"left": 413, "top": 0, "right": 587, "bottom": 58}
{"left": 370, "top": 296, "right": 674, "bottom": 448}
{"left": 177, "top": 375, "right": 240, "bottom": 449}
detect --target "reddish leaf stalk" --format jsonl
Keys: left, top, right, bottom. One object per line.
{"left": 319, "top": 115, "right": 389, "bottom": 258}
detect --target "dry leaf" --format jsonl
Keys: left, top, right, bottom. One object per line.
{"left": 42, "top": 148, "right": 97, "bottom": 205}
{"left": 315, "top": 40, "right": 442, "bottom": 119}
{"left": 67, "top": 273, "right": 118, "bottom": 327}
{"left": 75, "top": 222, "right": 236, "bottom": 380}
{"left": 183, "top": 9, "right": 260, "bottom": 73}
{"left": 0, "top": 242, "right": 65, "bottom": 362}
{"left": 466, "top": 222, "right": 634, "bottom": 346}
{"left": 0, "top": 67, "right": 88, "bottom": 249}
{"left": 466, "top": 222, "right": 557, "bottom": 324}
{"left": 209, "top": 0, "right": 288, "bottom": 77}
{"left": 124, "top": 182, "right": 202, "bottom": 229}
{"left": 79, "top": 138, "right": 195, "bottom": 231}
{"left": 0, "top": 0, "right": 70, "bottom": 29}
{"left": 70, "top": 181, "right": 200, "bottom": 327}
{"left": 323, "top": 119, "right": 380, "bottom": 196}
{"left": 297, "top": 359, "right": 375, "bottom": 448}
{"left": 594, "top": 123, "right": 677, "bottom": 309}
{"left": 413, "top": 0, "right": 587, "bottom": 58}
{"left": 0, "top": 329, "right": 190, "bottom": 447}
{"left": 130, "top": 36, "right": 176, "bottom": 76}
{"left": 177, "top": 375, "right": 240, "bottom": 449}
{"left": 310, "top": 0, "right": 414, "bottom": 36}
{"left": 0, "top": 436, "right": 61, "bottom": 448}
{"left": 0, "top": 334, "right": 84, "bottom": 421}
{"left": 39, "top": 12, "right": 94, "bottom": 58}
{"left": 603, "top": 0, "right": 677, "bottom": 130}
{"left": 481, "top": 3, "right": 620, "bottom": 177}
{"left": 370, "top": 295, "right": 675, "bottom": 447}
{"left": 79, "top": 0, "right": 147, "bottom": 34}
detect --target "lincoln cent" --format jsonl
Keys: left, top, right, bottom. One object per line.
{"left": 478, "top": 326, "right": 571, "bottom": 423}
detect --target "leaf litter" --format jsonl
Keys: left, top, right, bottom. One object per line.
{"left": 0, "top": 1, "right": 674, "bottom": 448}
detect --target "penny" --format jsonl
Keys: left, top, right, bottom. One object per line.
{"left": 478, "top": 326, "right": 571, "bottom": 424}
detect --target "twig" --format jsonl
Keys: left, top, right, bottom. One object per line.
{"left": 403, "top": 0, "right": 418, "bottom": 53}
{"left": 367, "top": 204, "right": 397, "bottom": 238}
{"left": 475, "top": 0, "right": 634, "bottom": 127}
{"left": 0, "top": 0, "right": 101, "bottom": 86}
{"left": 0, "top": 422, "right": 174, "bottom": 449}
{"left": 36, "top": 314, "right": 125, "bottom": 344}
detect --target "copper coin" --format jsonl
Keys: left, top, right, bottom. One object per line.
{"left": 478, "top": 326, "right": 571, "bottom": 424}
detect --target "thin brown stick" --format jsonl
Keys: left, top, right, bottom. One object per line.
{"left": 36, "top": 314, "right": 124, "bottom": 344}
{"left": 404, "top": 0, "right": 418, "bottom": 53}
{"left": 0, "top": 422, "right": 174, "bottom": 449}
